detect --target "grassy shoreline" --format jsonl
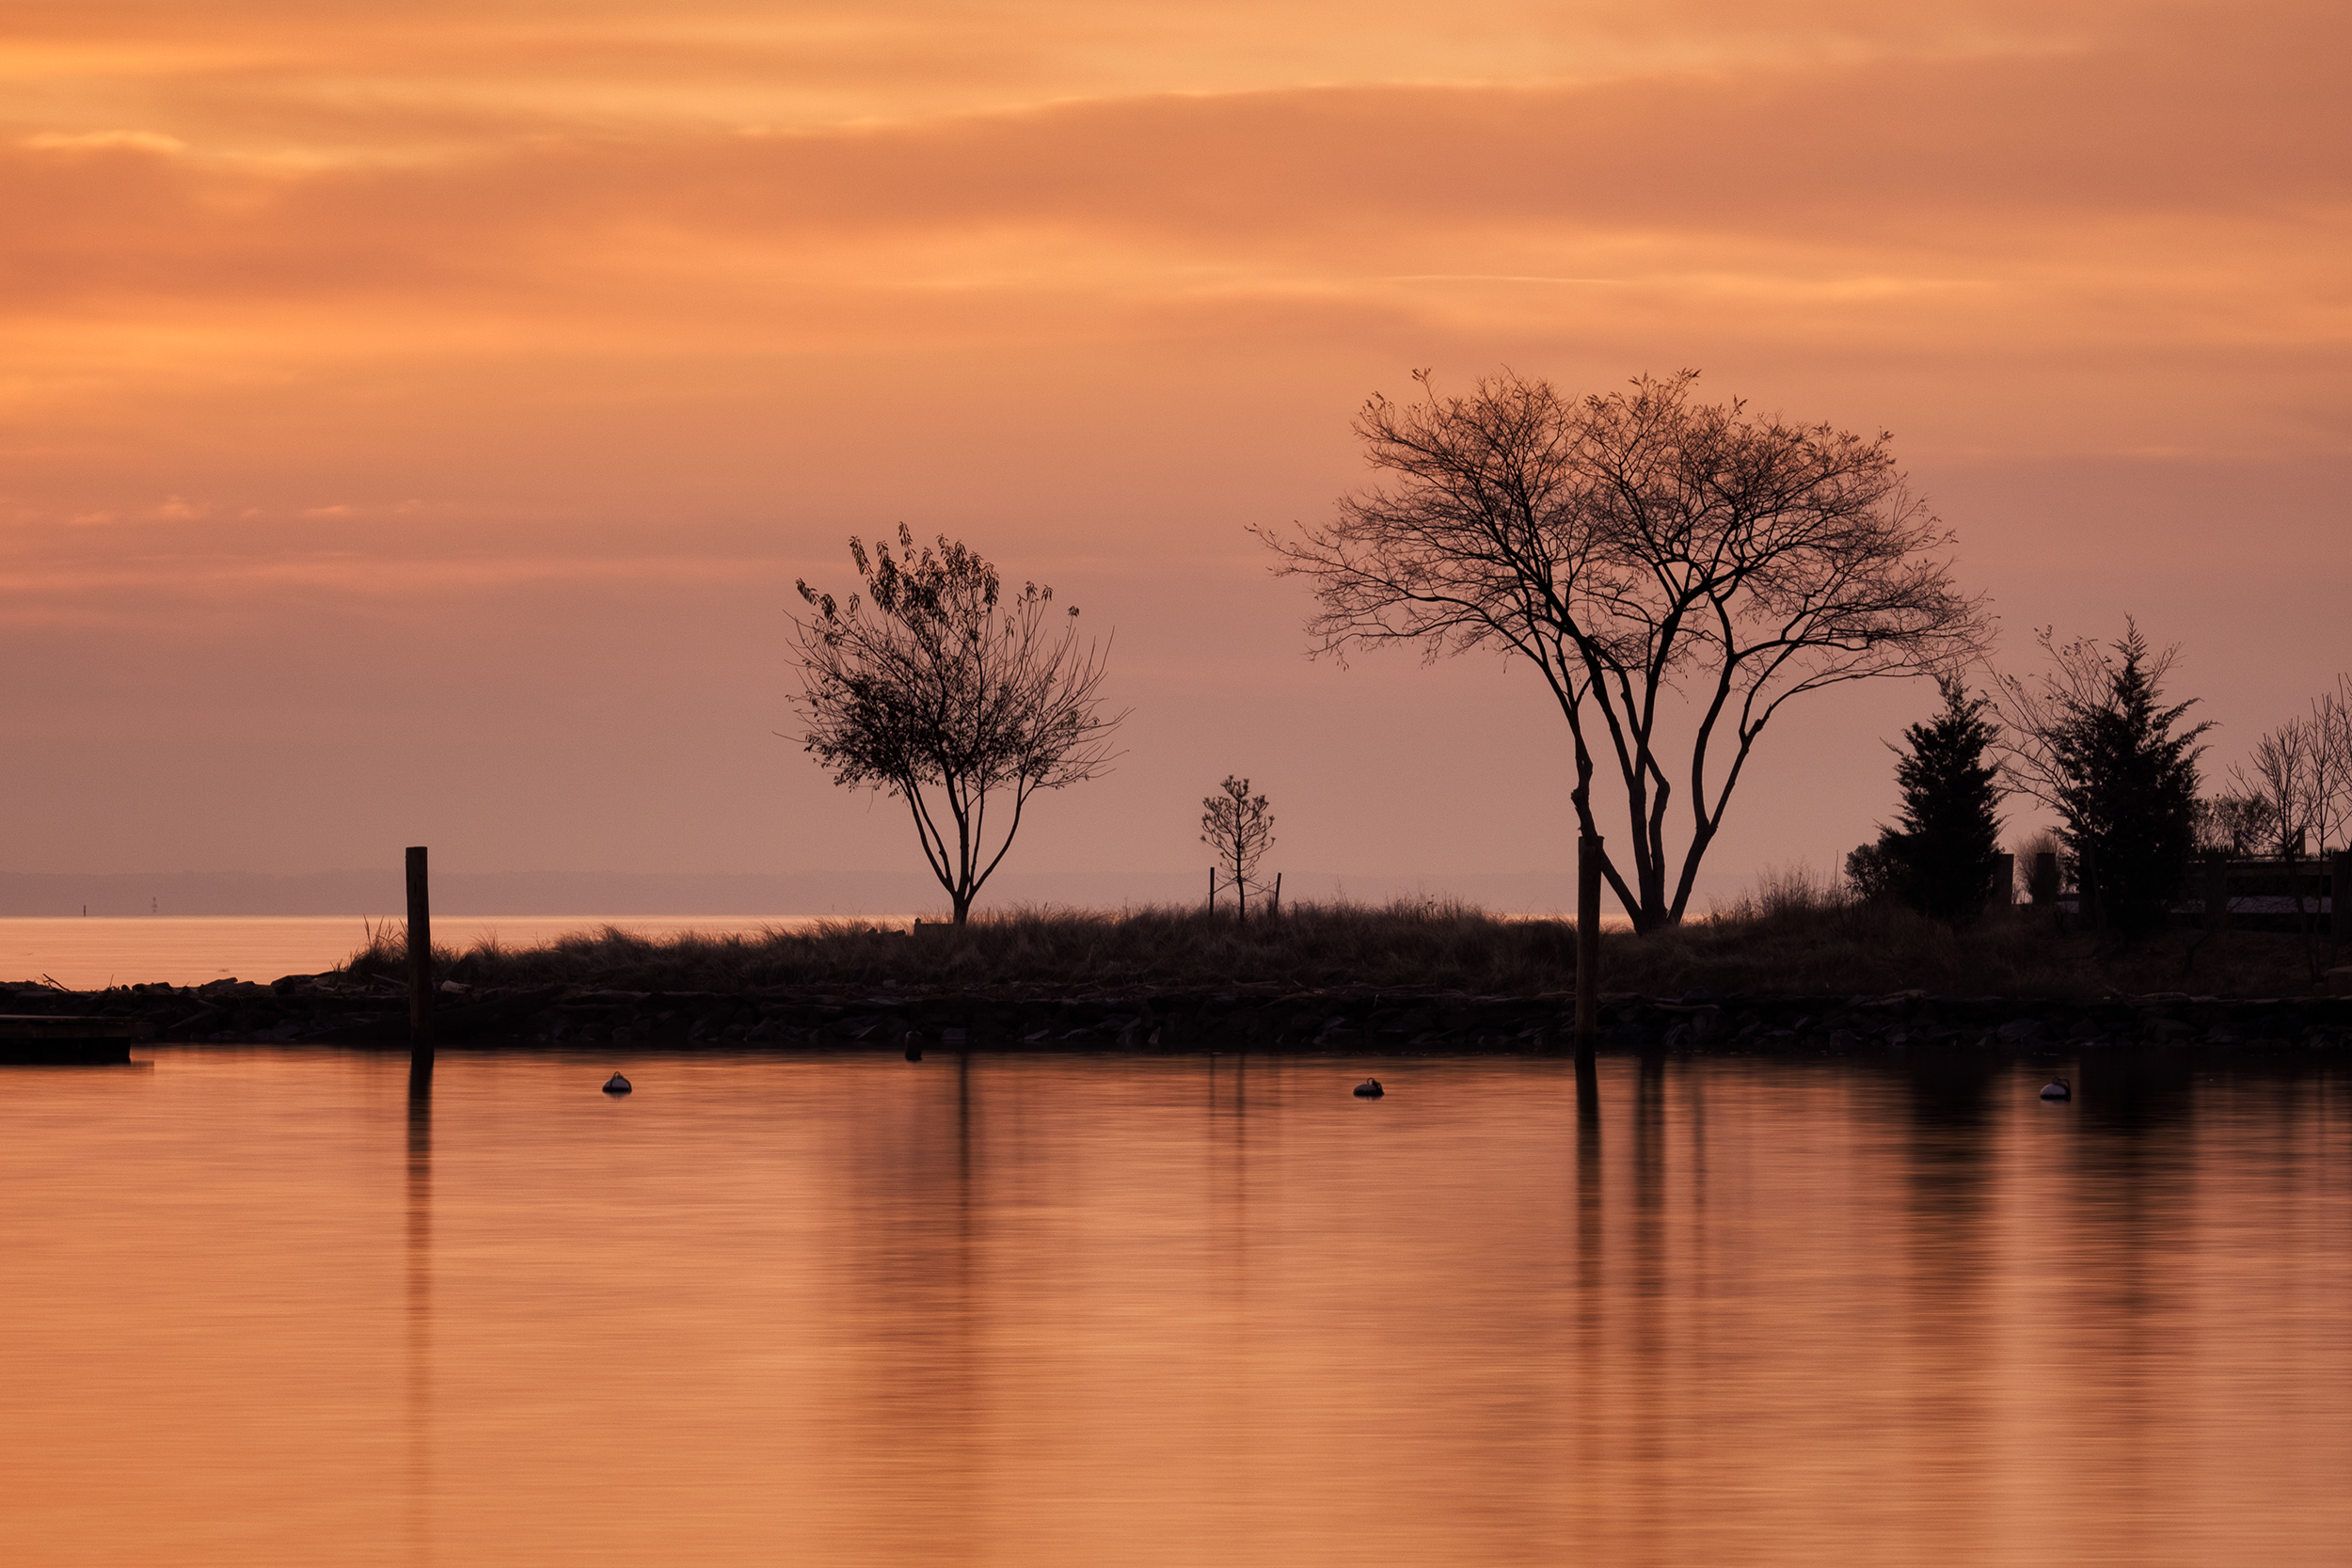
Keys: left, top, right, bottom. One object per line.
{"left": 330, "top": 893, "right": 2344, "bottom": 1002}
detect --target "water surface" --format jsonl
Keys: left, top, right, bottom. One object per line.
{"left": 4, "top": 1050, "right": 2345, "bottom": 1565}
{"left": 0, "top": 915, "right": 884, "bottom": 990}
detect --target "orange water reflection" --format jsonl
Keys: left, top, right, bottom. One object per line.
{"left": 2, "top": 1051, "right": 2345, "bottom": 1565}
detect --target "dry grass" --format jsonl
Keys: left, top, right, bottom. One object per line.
{"left": 331, "top": 883, "right": 2339, "bottom": 999}
{"left": 335, "top": 896, "right": 1581, "bottom": 993}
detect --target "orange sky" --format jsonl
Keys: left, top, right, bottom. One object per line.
{"left": 3, "top": 1, "right": 2346, "bottom": 905}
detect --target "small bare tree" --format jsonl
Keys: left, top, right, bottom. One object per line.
{"left": 1256, "top": 368, "right": 1990, "bottom": 931}
{"left": 2240, "top": 674, "right": 2352, "bottom": 857}
{"left": 790, "top": 525, "right": 1125, "bottom": 926}
{"left": 1201, "top": 776, "right": 1275, "bottom": 919}
{"left": 2198, "top": 794, "right": 2279, "bottom": 857}
{"left": 2226, "top": 677, "right": 2352, "bottom": 975}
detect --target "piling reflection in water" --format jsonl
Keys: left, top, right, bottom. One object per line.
{"left": 0, "top": 1050, "right": 2346, "bottom": 1566}
{"left": 404, "top": 1066, "right": 432, "bottom": 1565}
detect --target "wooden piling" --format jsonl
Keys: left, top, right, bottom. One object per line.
{"left": 406, "top": 846, "right": 434, "bottom": 1075}
{"left": 1575, "top": 832, "right": 1602, "bottom": 1062}
{"left": 2333, "top": 850, "right": 2348, "bottom": 958}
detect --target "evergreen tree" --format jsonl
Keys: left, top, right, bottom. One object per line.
{"left": 2048, "top": 627, "right": 2208, "bottom": 933}
{"left": 1843, "top": 839, "right": 1900, "bottom": 903}
{"left": 1862, "top": 679, "right": 2007, "bottom": 923}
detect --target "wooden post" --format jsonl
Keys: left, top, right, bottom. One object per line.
{"left": 2204, "top": 853, "right": 2231, "bottom": 938}
{"left": 2328, "top": 849, "right": 2349, "bottom": 959}
{"left": 406, "top": 847, "right": 434, "bottom": 1075}
{"left": 1576, "top": 832, "right": 1603, "bottom": 1062}
{"left": 1993, "top": 852, "right": 2015, "bottom": 912}
{"left": 1271, "top": 872, "right": 1281, "bottom": 918}
{"left": 1206, "top": 867, "right": 1216, "bottom": 916}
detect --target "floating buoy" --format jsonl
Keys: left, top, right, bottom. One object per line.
{"left": 1353, "top": 1078, "right": 1384, "bottom": 1099}
{"left": 2040, "top": 1077, "right": 2071, "bottom": 1101}
{"left": 603, "top": 1071, "right": 632, "bottom": 1095}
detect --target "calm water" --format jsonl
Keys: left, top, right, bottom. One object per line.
{"left": 0, "top": 915, "right": 893, "bottom": 990}
{"left": 4, "top": 1050, "right": 2346, "bottom": 1566}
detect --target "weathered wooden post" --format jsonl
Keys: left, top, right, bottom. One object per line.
{"left": 1993, "top": 852, "right": 2015, "bottom": 914}
{"left": 1576, "top": 831, "right": 1603, "bottom": 1062}
{"left": 406, "top": 846, "right": 434, "bottom": 1077}
{"left": 2331, "top": 849, "right": 2349, "bottom": 960}
{"left": 2204, "top": 853, "right": 2232, "bottom": 939}
{"left": 1270, "top": 872, "right": 1281, "bottom": 918}
{"left": 1206, "top": 867, "right": 1216, "bottom": 917}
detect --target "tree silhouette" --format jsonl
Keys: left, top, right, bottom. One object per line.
{"left": 789, "top": 525, "right": 1125, "bottom": 925}
{"left": 1994, "top": 622, "right": 2207, "bottom": 933}
{"left": 1258, "top": 368, "right": 1990, "bottom": 931}
{"left": 1200, "top": 776, "right": 1274, "bottom": 919}
{"left": 1853, "top": 679, "right": 2006, "bottom": 923}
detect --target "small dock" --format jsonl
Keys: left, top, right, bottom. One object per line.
{"left": 0, "top": 1015, "right": 152, "bottom": 1065}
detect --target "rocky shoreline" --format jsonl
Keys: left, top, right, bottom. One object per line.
{"left": 8, "top": 975, "right": 2351, "bottom": 1054}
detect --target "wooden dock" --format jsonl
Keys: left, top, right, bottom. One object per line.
{"left": 0, "top": 1015, "right": 151, "bottom": 1065}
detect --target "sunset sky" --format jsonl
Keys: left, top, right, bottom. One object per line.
{"left": 4, "top": 0, "right": 2345, "bottom": 909}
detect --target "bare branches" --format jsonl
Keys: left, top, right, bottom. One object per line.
{"left": 1201, "top": 776, "right": 1275, "bottom": 918}
{"left": 2226, "top": 674, "right": 2352, "bottom": 858}
{"left": 1255, "top": 368, "right": 1991, "bottom": 931}
{"left": 1984, "top": 621, "right": 2189, "bottom": 813}
{"left": 789, "top": 524, "right": 1127, "bottom": 924}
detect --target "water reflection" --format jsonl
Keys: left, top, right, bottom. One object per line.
{"left": 1, "top": 1050, "right": 2346, "bottom": 1566}
{"left": 405, "top": 1066, "right": 432, "bottom": 1566}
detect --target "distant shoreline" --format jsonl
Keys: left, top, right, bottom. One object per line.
{"left": 6, "top": 974, "right": 2348, "bottom": 1058}
{"left": 7, "top": 899, "right": 2345, "bottom": 1055}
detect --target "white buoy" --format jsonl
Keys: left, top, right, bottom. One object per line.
{"left": 603, "top": 1071, "right": 632, "bottom": 1095}
{"left": 2040, "top": 1077, "right": 2071, "bottom": 1101}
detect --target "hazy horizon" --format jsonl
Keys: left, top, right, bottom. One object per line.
{"left": 0, "top": 866, "right": 1650, "bottom": 920}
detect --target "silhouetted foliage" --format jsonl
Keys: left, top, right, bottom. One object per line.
{"left": 1854, "top": 679, "right": 2006, "bottom": 924}
{"left": 2224, "top": 675, "right": 2352, "bottom": 858}
{"left": 2196, "top": 794, "right": 2279, "bottom": 857}
{"left": 1200, "top": 776, "right": 1275, "bottom": 919}
{"left": 790, "top": 525, "right": 1126, "bottom": 925}
{"left": 2220, "top": 676, "right": 2352, "bottom": 977}
{"left": 1994, "top": 622, "right": 2207, "bottom": 934}
{"left": 1843, "top": 840, "right": 1899, "bottom": 903}
{"left": 1257, "top": 368, "right": 1991, "bottom": 932}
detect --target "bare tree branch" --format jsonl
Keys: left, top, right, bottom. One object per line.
{"left": 788, "top": 524, "right": 1128, "bottom": 925}
{"left": 1254, "top": 369, "right": 1992, "bottom": 931}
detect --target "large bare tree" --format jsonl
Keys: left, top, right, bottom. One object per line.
{"left": 1255, "top": 369, "right": 1991, "bottom": 931}
{"left": 791, "top": 525, "right": 1124, "bottom": 925}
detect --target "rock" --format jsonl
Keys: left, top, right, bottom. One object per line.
{"left": 1996, "top": 1019, "right": 2045, "bottom": 1044}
